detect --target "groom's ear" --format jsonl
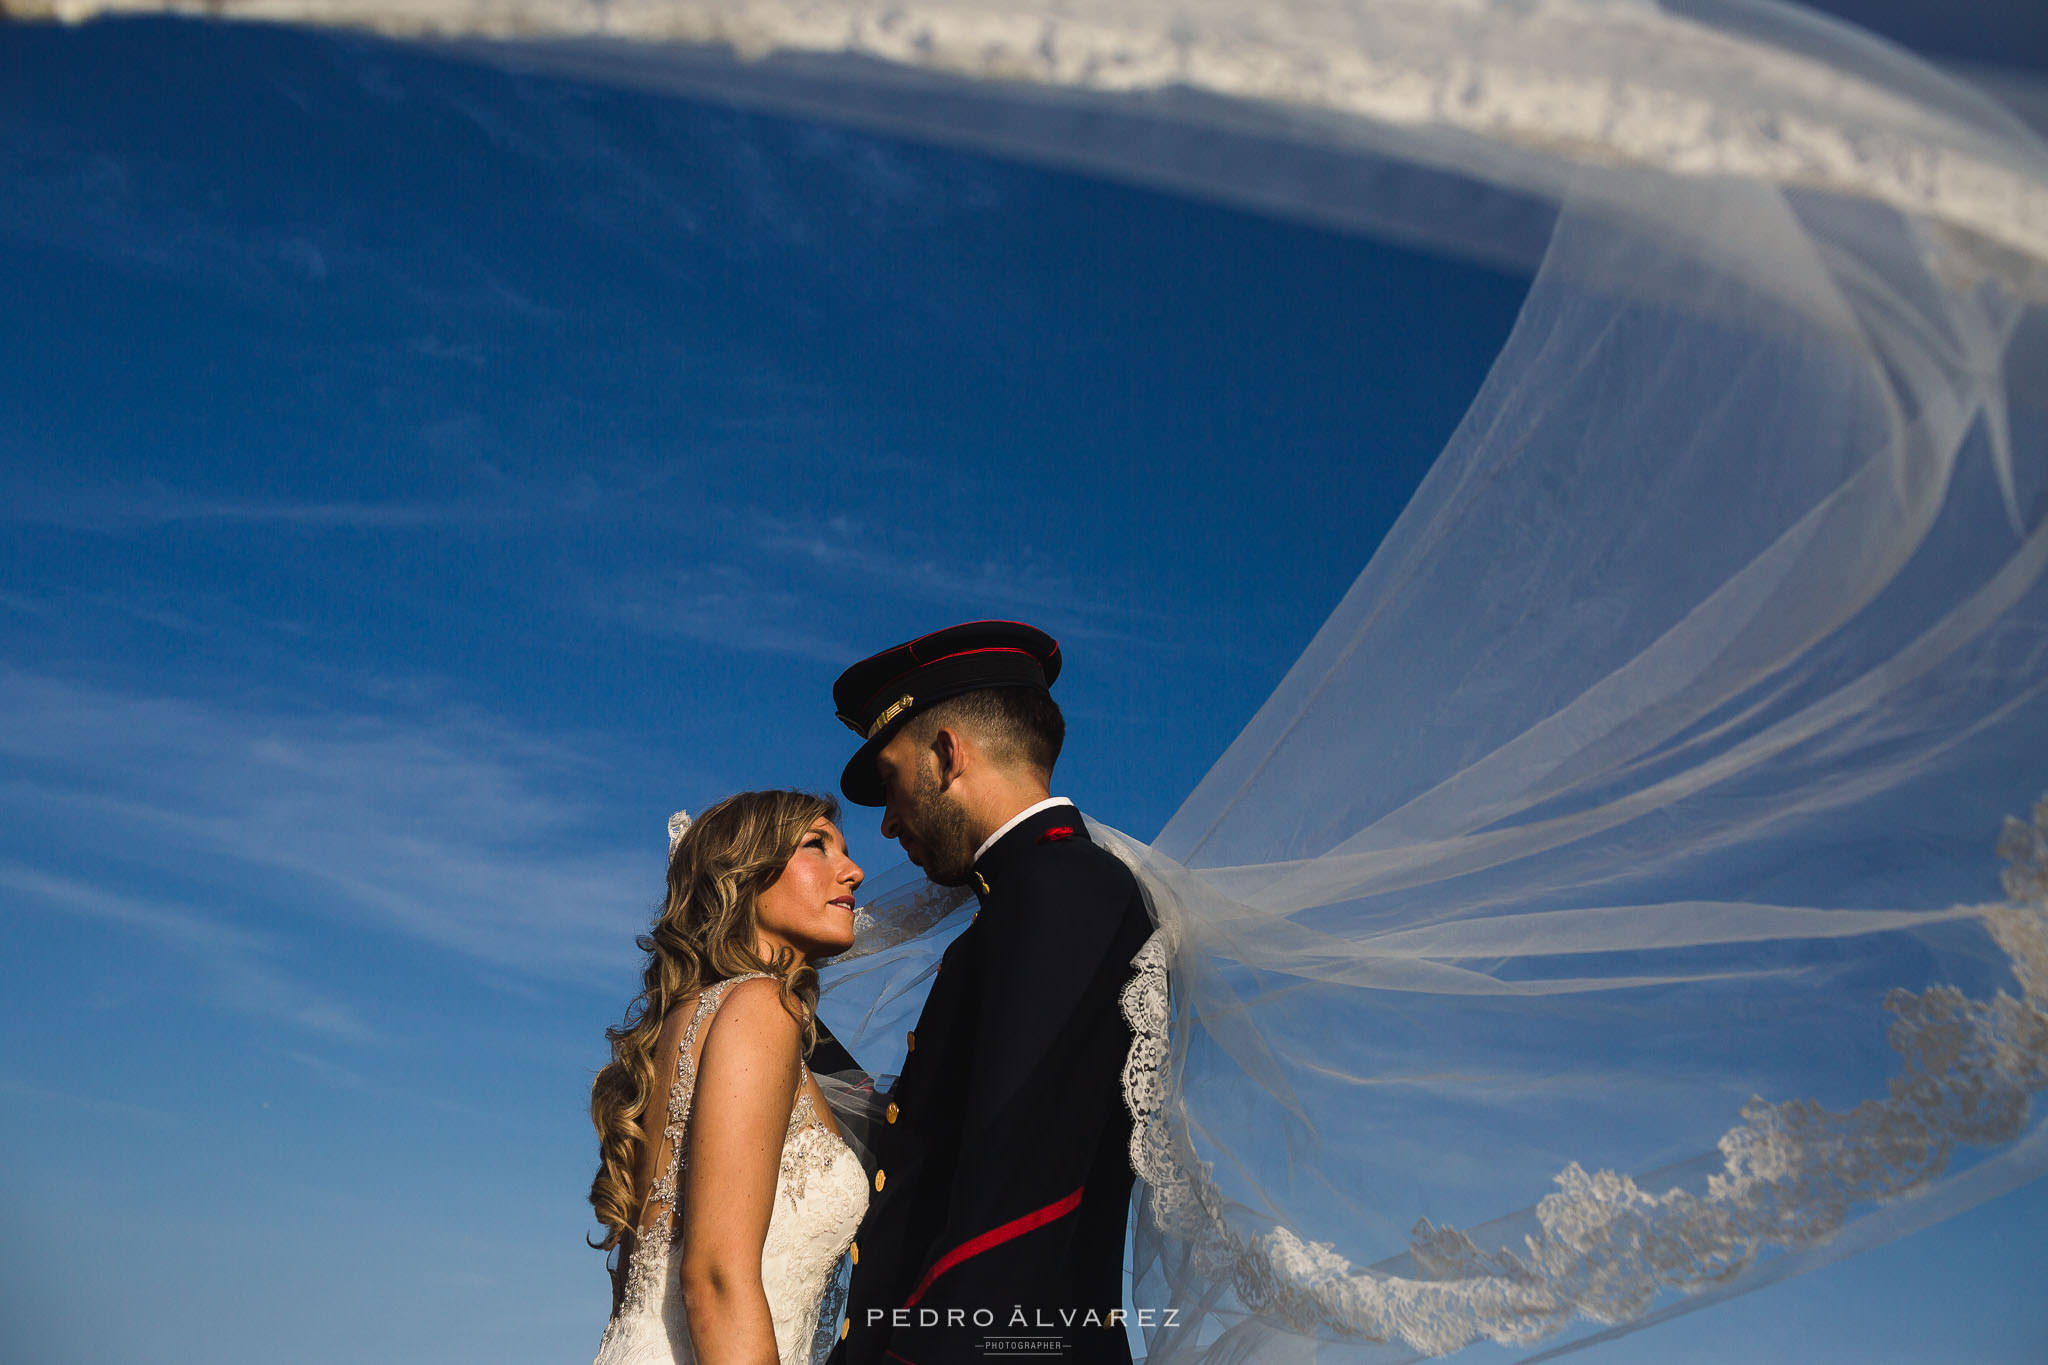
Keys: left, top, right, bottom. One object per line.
{"left": 929, "top": 725, "right": 967, "bottom": 791}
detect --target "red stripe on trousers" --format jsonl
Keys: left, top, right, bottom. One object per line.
{"left": 902, "top": 1186, "right": 1086, "bottom": 1308}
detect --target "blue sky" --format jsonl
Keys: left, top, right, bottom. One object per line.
{"left": 2, "top": 12, "right": 2044, "bottom": 1365}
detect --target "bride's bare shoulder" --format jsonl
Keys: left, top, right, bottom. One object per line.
{"left": 698, "top": 976, "right": 802, "bottom": 1053}
{"left": 688, "top": 978, "right": 803, "bottom": 1141}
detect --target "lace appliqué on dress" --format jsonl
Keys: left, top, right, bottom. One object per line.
{"left": 779, "top": 1087, "right": 837, "bottom": 1207}
{"left": 1115, "top": 801, "right": 2048, "bottom": 1357}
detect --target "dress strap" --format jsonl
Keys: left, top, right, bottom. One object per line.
{"left": 631, "top": 972, "right": 785, "bottom": 1241}
{"left": 702, "top": 969, "right": 778, "bottom": 1003}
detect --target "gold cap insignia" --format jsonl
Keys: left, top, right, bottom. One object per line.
{"left": 865, "top": 694, "right": 915, "bottom": 740}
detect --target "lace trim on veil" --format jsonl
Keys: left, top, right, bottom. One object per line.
{"left": 1115, "top": 799, "right": 2048, "bottom": 1356}
{"left": 12, "top": 0, "right": 2045, "bottom": 264}
{"left": 1119, "top": 929, "right": 1174, "bottom": 1186}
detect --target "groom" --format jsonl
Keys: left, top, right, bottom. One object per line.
{"left": 826, "top": 621, "right": 1154, "bottom": 1365}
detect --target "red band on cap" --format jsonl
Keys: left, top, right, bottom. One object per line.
{"left": 903, "top": 619, "right": 1053, "bottom": 658}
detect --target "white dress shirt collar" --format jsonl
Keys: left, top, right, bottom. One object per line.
{"left": 973, "top": 796, "right": 1077, "bottom": 865}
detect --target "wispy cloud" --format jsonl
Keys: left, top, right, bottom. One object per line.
{"left": 584, "top": 508, "right": 1173, "bottom": 666}
{"left": 0, "top": 584, "right": 320, "bottom": 644}
{"left": 0, "top": 590, "right": 56, "bottom": 621}
{"left": 590, "top": 562, "right": 855, "bottom": 662}
{"left": 0, "top": 863, "right": 384, "bottom": 1044}
{"left": 406, "top": 334, "right": 489, "bottom": 370}
{"left": 283, "top": 1048, "right": 373, "bottom": 1091}
{"left": 0, "top": 863, "right": 266, "bottom": 955}
{"left": 2, "top": 28, "right": 1003, "bottom": 336}
{"left": 0, "top": 66, "right": 578, "bottom": 323}
{"left": 0, "top": 670, "right": 657, "bottom": 987}
{"left": 7, "top": 495, "right": 524, "bottom": 532}
{"left": 0, "top": 1074, "right": 187, "bottom": 1128}
{"left": 0, "top": 118, "right": 347, "bottom": 309}
{"left": 433, "top": 68, "right": 1006, "bottom": 279}
{"left": 743, "top": 512, "right": 1163, "bottom": 643}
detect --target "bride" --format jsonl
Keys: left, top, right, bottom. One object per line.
{"left": 589, "top": 790, "right": 870, "bottom": 1365}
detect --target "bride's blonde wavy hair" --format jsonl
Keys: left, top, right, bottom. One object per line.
{"left": 587, "top": 788, "right": 836, "bottom": 1252}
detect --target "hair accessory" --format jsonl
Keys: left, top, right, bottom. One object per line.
{"left": 667, "top": 809, "right": 693, "bottom": 856}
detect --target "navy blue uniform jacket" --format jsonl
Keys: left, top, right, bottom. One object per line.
{"left": 831, "top": 803, "right": 1154, "bottom": 1365}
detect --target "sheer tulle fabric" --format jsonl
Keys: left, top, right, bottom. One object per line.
{"left": 844, "top": 143, "right": 2048, "bottom": 1353}
{"left": 29, "top": 0, "right": 2047, "bottom": 1357}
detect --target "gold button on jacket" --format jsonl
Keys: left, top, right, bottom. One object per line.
{"left": 873, "top": 1169, "right": 886, "bottom": 1192}
{"left": 884, "top": 1101, "right": 899, "bottom": 1124}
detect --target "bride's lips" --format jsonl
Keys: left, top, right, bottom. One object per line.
{"left": 828, "top": 896, "right": 857, "bottom": 912}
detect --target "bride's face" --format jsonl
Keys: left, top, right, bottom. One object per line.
{"left": 754, "top": 817, "right": 863, "bottom": 964}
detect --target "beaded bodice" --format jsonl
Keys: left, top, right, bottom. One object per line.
{"left": 594, "top": 973, "right": 869, "bottom": 1365}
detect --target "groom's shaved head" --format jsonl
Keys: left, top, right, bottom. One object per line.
{"left": 900, "top": 686, "right": 1065, "bottom": 777}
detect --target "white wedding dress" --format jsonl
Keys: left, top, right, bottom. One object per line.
{"left": 594, "top": 972, "right": 869, "bottom": 1365}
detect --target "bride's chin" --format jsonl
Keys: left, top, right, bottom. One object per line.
{"left": 805, "top": 928, "right": 858, "bottom": 958}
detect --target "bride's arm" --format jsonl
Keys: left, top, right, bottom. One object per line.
{"left": 677, "top": 976, "right": 802, "bottom": 1365}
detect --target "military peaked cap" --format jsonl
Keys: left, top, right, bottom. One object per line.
{"left": 832, "top": 620, "right": 1062, "bottom": 806}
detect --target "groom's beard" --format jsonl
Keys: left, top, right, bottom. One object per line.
{"left": 903, "top": 767, "right": 978, "bottom": 887}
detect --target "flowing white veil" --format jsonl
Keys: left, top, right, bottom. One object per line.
{"left": 19, "top": 0, "right": 2045, "bottom": 1356}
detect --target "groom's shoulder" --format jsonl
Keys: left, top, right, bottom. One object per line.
{"left": 1002, "top": 821, "right": 1142, "bottom": 908}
